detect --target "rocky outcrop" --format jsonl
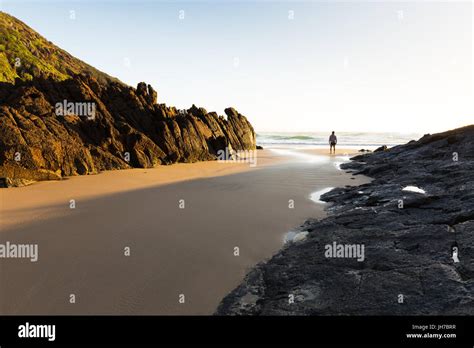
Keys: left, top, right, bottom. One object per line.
{"left": 0, "top": 76, "right": 256, "bottom": 185}
{"left": 374, "top": 145, "right": 388, "bottom": 152}
{"left": 0, "top": 12, "right": 256, "bottom": 186}
{"left": 216, "top": 125, "right": 474, "bottom": 315}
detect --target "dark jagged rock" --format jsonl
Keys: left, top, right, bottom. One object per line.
{"left": 0, "top": 13, "right": 256, "bottom": 186}
{"left": 374, "top": 145, "right": 388, "bottom": 152}
{"left": 136, "top": 82, "right": 157, "bottom": 105}
{"left": 0, "top": 77, "right": 256, "bottom": 185}
{"left": 216, "top": 125, "right": 474, "bottom": 315}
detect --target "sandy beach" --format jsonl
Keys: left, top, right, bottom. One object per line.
{"left": 0, "top": 148, "right": 369, "bottom": 315}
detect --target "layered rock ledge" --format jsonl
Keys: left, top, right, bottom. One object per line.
{"left": 216, "top": 125, "right": 474, "bottom": 315}
{"left": 0, "top": 76, "right": 256, "bottom": 186}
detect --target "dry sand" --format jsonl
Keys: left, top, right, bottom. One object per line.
{"left": 0, "top": 148, "right": 369, "bottom": 314}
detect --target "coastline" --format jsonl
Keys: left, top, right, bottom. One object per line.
{"left": 0, "top": 149, "right": 278, "bottom": 230}
{"left": 1, "top": 4, "right": 472, "bottom": 343}
{"left": 0, "top": 147, "right": 368, "bottom": 314}
{"left": 0, "top": 148, "right": 359, "bottom": 230}
{"left": 216, "top": 125, "right": 474, "bottom": 315}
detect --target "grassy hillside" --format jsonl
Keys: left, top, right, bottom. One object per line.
{"left": 0, "top": 11, "right": 120, "bottom": 84}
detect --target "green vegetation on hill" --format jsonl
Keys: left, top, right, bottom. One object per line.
{"left": 0, "top": 11, "right": 120, "bottom": 84}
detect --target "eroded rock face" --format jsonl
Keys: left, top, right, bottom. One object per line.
{"left": 0, "top": 12, "right": 256, "bottom": 186}
{"left": 216, "top": 125, "right": 474, "bottom": 315}
{"left": 0, "top": 76, "right": 256, "bottom": 185}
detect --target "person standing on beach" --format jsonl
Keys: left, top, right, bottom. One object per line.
{"left": 329, "top": 131, "right": 337, "bottom": 154}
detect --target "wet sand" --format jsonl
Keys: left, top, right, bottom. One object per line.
{"left": 0, "top": 148, "right": 369, "bottom": 314}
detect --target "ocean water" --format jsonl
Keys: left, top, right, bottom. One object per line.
{"left": 256, "top": 131, "right": 422, "bottom": 150}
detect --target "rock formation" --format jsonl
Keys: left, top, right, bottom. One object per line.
{"left": 0, "top": 12, "right": 256, "bottom": 186}
{"left": 216, "top": 125, "right": 474, "bottom": 315}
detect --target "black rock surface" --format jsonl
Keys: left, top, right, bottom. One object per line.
{"left": 216, "top": 125, "right": 474, "bottom": 315}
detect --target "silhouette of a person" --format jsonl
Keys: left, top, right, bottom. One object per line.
{"left": 329, "top": 131, "right": 337, "bottom": 154}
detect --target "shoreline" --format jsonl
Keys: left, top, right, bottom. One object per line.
{"left": 0, "top": 147, "right": 369, "bottom": 315}
{"left": 0, "top": 148, "right": 360, "bottom": 230}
